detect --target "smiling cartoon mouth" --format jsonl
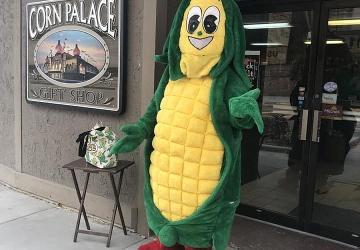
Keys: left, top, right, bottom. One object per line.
{"left": 188, "top": 36, "right": 214, "bottom": 50}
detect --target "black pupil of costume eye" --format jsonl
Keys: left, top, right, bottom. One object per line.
{"left": 188, "top": 15, "right": 200, "bottom": 33}
{"left": 204, "top": 15, "right": 218, "bottom": 34}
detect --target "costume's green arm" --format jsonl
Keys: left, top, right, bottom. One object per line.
{"left": 110, "top": 98, "right": 157, "bottom": 155}
{"left": 228, "top": 88, "right": 264, "bottom": 134}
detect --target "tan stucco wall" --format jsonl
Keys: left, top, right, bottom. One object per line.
{"left": 0, "top": 0, "right": 16, "bottom": 169}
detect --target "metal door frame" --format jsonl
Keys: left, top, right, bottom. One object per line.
{"left": 236, "top": 0, "right": 322, "bottom": 231}
{"left": 305, "top": 0, "right": 360, "bottom": 246}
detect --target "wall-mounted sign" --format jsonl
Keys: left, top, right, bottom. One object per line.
{"left": 244, "top": 51, "right": 261, "bottom": 87}
{"left": 25, "top": 0, "right": 124, "bottom": 112}
{"left": 322, "top": 93, "right": 338, "bottom": 104}
{"left": 323, "top": 81, "right": 338, "bottom": 93}
{"left": 321, "top": 104, "right": 343, "bottom": 120}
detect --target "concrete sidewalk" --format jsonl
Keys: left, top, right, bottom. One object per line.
{"left": 0, "top": 183, "right": 357, "bottom": 250}
{"left": 0, "top": 183, "right": 149, "bottom": 250}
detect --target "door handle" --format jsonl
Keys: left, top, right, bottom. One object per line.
{"left": 300, "top": 110, "right": 308, "bottom": 141}
{"left": 312, "top": 110, "right": 320, "bottom": 142}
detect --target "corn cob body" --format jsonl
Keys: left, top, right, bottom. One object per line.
{"left": 150, "top": 76, "right": 224, "bottom": 221}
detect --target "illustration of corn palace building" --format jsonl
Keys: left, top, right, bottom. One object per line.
{"left": 42, "top": 40, "right": 99, "bottom": 83}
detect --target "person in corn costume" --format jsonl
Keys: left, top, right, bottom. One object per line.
{"left": 110, "top": 0, "right": 264, "bottom": 249}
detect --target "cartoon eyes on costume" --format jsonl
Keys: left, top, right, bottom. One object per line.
{"left": 187, "top": 7, "right": 202, "bottom": 34}
{"left": 203, "top": 6, "right": 220, "bottom": 34}
{"left": 187, "top": 6, "right": 220, "bottom": 35}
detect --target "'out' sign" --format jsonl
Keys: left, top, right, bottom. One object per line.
{"left": 25, "top": 0, "right": 125, "bottom": 112}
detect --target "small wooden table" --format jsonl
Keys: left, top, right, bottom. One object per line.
{"left": 62, "top": 159, "right": 135, "bottom": 247}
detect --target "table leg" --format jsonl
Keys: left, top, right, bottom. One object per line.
{"left": 116, "top": 171, "right": 127, "bottom": 235}
{"left": 73, "top": 172, "right": 90, "bottom": 243}
{"left": 107, "top": 172, "right": 127, "bottom": 247}
{"left": 70, "top": 170, "right": 91, "bottom": 230}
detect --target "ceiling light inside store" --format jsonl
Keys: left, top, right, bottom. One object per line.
{"left": 304, "top": 40, "right": 345, "bottom": 45}
{"left": 244, "top": 22, "right": 293, "bottom": 29}
{"left": 251, "top": 42, "right": 284, "bottom": 46}
{"left": 328, "top": 19, "right": 360, "bottom": 26}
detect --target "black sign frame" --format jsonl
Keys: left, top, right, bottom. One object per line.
{"left": 24, "top": 0, "right": 125, "bottom": 113}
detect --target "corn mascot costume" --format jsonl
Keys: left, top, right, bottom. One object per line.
{"left": 110, "top": 0, "right": 263, "bottom": 249}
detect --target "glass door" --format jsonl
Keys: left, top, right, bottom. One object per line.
{"left": 307, "top": 1, "right": 360, "bottom": 246}
{"left": 237, "top": 2, "right": 321, "bottom": 229}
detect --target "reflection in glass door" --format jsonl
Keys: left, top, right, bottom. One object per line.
{"left": 239, "top": 9, "right": 314, "bottom": 220}
{"left": 311, "top": 6, "right": 360, "bottom": 241}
